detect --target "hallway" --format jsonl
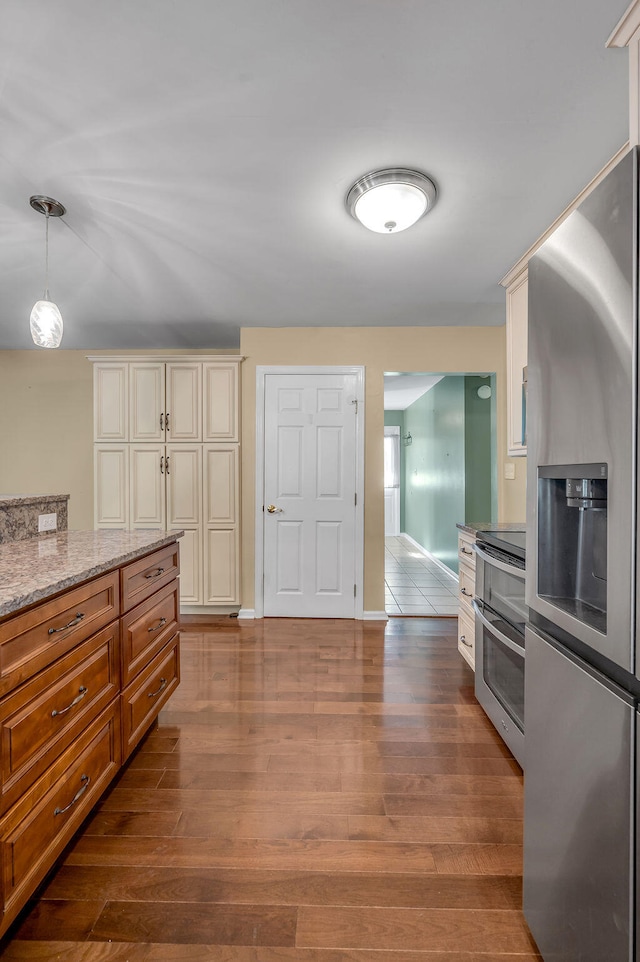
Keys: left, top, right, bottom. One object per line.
{"left": 385, "top": 535, "right": 459, "bottom": 616}
{"left": 2, "top": 617, "right": 539, "bottom": 960}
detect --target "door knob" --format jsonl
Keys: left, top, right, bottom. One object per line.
{"left": 266, "top": 504, "right": 282, "bottom": 513}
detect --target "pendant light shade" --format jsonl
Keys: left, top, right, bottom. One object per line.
{"left": 30, "top": 299, "right": 64, "bottom": 349}
{"left": 346, "top": 168, "right": 437, "bottom": 234}
{"left": 29, "top": 195, "right": 65, "bottom": 349}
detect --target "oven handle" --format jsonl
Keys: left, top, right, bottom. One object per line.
{"left": 473, "top": 544, "right": 525, "bottom": 580}
{"left": 472, "top": 600, "right": 526, "bottom": 658}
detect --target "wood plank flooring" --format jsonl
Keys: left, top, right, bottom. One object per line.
{"left": 1, "top": 616, "right": 541, "bottom": 960}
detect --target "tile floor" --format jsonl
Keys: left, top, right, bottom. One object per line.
{"left": 385, "top": 534, "right": 459, "bottom": 616}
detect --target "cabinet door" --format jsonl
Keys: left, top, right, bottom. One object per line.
{"left": 166, "top": 444, "right": 202, "bottom": 603}
{"left": 130, "top": 363, "right": 165, "bottom": 442}
{"left": 204, "top": 528, "right": 238, "bottom": 604}
{"left": 204, "top": 444, "right": 238, "bottom": 525}
{"left": 204, "top": 444, "right": 239, "bottom": 603}
{"left": 166, "top": 363, "right": 202, "bottom": 441}
{"left": 93, "top": 363, "right": 128, "bottom": 441}
{"left": 203, "top": 362, "right": 239, "bottom": 441}
{"left": 130, "top": 445, "right": 165, "bottom": 528}
{"left": 94, "top": 446, "right": 129, "bottom": 527}
{"left": 176, "top": 528, "right": 202, "bottom": 604}
{"left": 506, "top": 269, "right": 528, "bottom": 457}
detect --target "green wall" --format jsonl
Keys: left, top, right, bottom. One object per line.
{"left": 390, "top": 375, "right": 494, "bottom": 575}
{"left": 464, "top": 376, "right": 493, "bottom": 523}
{"left": 403, "top": 377, "right": 466, "bottom": 573}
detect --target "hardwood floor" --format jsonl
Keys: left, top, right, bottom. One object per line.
{"left": 1, "top": 616, "right": 541, "bottom": 960}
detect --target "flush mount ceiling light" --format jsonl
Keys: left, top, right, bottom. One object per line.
{"left": 346, "top": 168, "right": 437, "bottom": 234}
{"left": 29, "top": 194, "right": 65, "bottom": 349}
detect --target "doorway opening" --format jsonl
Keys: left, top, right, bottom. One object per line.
{"left": 383, "top": 371, "right": 497, "bottom": 615}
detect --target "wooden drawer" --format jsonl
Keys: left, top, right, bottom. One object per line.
{"left": 0, "top": 623, "right": 119, "bottom": 814}
{"left": 120, "top": 579, "right": 179, "bottom": 687}
{"left": 122, "top": 635, "right": 180, "bottom": 760}
{"left": 459, "top": 563, "right": 476, "bottom": 611}
{"left": 120, "top": 542, "right": 180, "bottom": 613}
{"left": 458, "top": 607, "right": 475, "bottom": 671}
{"left": 0, "top": 571, "right": 119, "bottom": 697}
{"left": 0, "top": 702, "right": 120, "bottom": 936}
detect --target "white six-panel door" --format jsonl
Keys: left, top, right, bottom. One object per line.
{"left": 263, "top": 373, "right": 358, "bottom": 617}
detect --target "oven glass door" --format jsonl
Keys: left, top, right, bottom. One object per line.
{"left": 475, "top": 544, "right": 526, "bottom": 633}
{"left": 479, "top": 615, "right": 525, "bottom": 732}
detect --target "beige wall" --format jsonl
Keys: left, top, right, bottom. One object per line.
{"left": 240, "top": 326, "right": 527, "bottom": 614}
{"left": 0, "top": 351, "right": 95, "bottom": 529}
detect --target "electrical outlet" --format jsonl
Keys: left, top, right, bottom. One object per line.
{"left": 38, "top": 512, "right": 57, "bottom": 532}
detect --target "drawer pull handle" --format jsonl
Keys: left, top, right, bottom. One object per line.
{"left": 160, "top": 455, "right": 164, "bottom": 474}
{"left": 148, "top": 617, "right": 167, "bottom": 633}
{"left": 48, "top": 612, "right": 85, "bottom": 635}
{"left": 54, "top": 773, "right": 90, "bottom": 816}
{"left": 144, "top": 567, "right": 165, "bottom": 580}
{"left": 460, "top": 547, "right": 473, "bottom": 555}
{"left": 165, "top": 412, "right": 170, "bottom": 432}
{"left": 460, "top": 635, "right": 473, "bottom": 648}
{"left": 51, "top": 685, "right": 88, "bottom": 718}
{"left": 460, "top": 588, "right": 473, "bottom": 597}
{"left": 148, "top": 677, "right": 168, "bottom": 698}
{"left": 160, "top": 413, "right": 164, "bottom": 431}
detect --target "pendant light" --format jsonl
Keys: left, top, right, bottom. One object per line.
{"left": 346, "top": 168, "right": 437, "bottom": 234}
{"left": 29, "top": 195, "right": 65, "bottom": 349}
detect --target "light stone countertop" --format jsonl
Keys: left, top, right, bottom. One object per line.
{"left": 0, "top": 529, "right": 184, "bottom": 619}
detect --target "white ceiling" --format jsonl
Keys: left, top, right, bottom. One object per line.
{"left": 0, "top": 0, "right": 630, "bottom": 350}
{"left": 384, "top": 374, "right": 444, "bottom": 410}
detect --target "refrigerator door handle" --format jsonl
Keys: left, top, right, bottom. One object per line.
{"left": 473, "top": 544, "right": 525, "bottom": 579}
{"left": 473, "top": 600, "right": 526, "bottom": 658}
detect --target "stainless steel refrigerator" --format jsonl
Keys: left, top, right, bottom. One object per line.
{"left": 525, "top": 146, "right": 640, "bottom": 962}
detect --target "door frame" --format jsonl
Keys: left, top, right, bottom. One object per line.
{"left": 254, "top": 365, "right": 365, "bottom": 619}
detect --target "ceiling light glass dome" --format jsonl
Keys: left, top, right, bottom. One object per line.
{"left": 346, "top": 168, "right": 437, "bottom": 234}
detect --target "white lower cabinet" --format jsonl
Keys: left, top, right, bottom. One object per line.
{"left": 95, "top": 442, "right": 237, "bottom": 606}
{"left": 457, "top": 529, "right": 477, "bottom": 670}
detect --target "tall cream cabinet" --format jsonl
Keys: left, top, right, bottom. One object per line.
{"left": 90, "top": 357, "right": 242, "bottom": 610}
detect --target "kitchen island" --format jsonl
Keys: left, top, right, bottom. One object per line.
{"left": 0, "top": 528, "right": 182, "bottom": 937}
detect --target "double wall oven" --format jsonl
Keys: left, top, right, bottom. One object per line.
{"left": 472, "top": 529, "right": 526, "bottom": 767}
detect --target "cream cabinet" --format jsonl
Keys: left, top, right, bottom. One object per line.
{"left": 91, "top": 356, "right": 242, "bottom": 609}
{"left": 457, "top": 528, "right": 476, "bottom": 670}
{"left": 505, "top": 268, "right": 528, "bottom": 457}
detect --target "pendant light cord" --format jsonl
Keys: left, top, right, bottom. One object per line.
{"left": 44, "top": 208, "right": 50, "bottom": 300}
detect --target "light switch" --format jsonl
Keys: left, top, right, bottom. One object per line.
{"left": 504, "top": 463, "right": 516, "bottom": 480}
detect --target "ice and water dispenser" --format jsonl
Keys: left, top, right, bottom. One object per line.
{"left": 537, "top": 464, "right": 607, "bottom": 634}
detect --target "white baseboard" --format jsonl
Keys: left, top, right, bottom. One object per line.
{"left": 400, "top": 532, "right": 458, "bottom": 583}
{"left": 237, "top": 609, "right": 387, "bottom": 621}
